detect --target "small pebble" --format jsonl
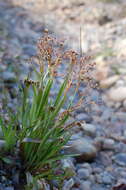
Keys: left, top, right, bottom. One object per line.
{"left": 93, "top": 167, "right": 103, "bottom": 174}
{"left": 95, "top": 174, "right": 103, "bottom": 184}
{"left": 76, "top": 113, "right": 92, "bottom": 123}
{"left": 81, "top": 123, "right": 96, "bottom": 137}
{"left": 77, "top": 163, "right": 92, "bottom": 173}
{"left": 102, "top": 172, "right": 113, "bottom": 185}
{"left": 80, "top": 180, "right": 91, "bottom": 190}
{"left": 62, "top": 178, "right": 74, "bottom": 190}
{"left": 113, "top": 153, "right": 126, "bottom": 166}
{"left": 66, "top": 138, "right": 97, "bottom": 162}
{"left": 102, "top": 138, "right": 115, "bottom": 150}
{"left": 77, "top": 168, "right": 90, "bottom": 180}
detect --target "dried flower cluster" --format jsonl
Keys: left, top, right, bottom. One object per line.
{"left": 26, "top": 29, "right": 98, "bottom": 124}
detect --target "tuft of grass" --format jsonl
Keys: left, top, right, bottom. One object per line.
{"left": 0, "top": 29, "right": 97, "bottom": 189}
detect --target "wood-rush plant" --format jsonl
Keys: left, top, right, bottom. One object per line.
{"left": 0, "top": 29, "right": 97, "bottom": 189}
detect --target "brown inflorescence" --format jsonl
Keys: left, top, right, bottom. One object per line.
{"left": 29, "top": 29, "right": 98, "bottom": 118}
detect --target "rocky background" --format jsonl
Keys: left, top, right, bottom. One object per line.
{"left": 0, "top": 0, "right": 126, "bottom": 190}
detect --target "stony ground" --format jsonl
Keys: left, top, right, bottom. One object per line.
{"left": 0, "top": 0, "right": 126, "bottom": 190}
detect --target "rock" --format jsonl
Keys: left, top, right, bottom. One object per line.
{"left": 62, "top": 178, "right": 74, "bottom": 190}
{"left": 120, "top": 171, "right": 126, "bottom": 178}
{"left": 66, "top": 138, "right": 97, "bottom": 162}
{"left": 92, "top": 185, "right": 106, "bottom": 190}
{"left": 0, "top": 140, "right": 6, "bottom": 150}
{"left": 77, "top": 168, "right": 90, "bottom": 180}
{"left": 116, "top": 112, "right": 126, "bottom": 121}
{"left": 81, "top": 123, "right": 96, "bottom": 137}
{"left": 116, "top": 80, "right": 125, "bottom": 87}
{"left": 101, "top": 109, "right": 112, "bottom": 120}
{"left": 94, "top": 63, "right": 109, "bottom": 81}
{"left": 89, "top": 174, "right": 95, "bottom": 183}
{"left": 95, "top": 174, "right": 102, "bottom": 184}
{"left": 70, "top": 132, "right": 83, "bottom": 140}
{"left": 100, "top": 152, "right": 113, "bottom": 166}
{"left": 73, "top": 176, "right": 81, "bottom": 186}
{"left": 124, "top": 130, "right": 126, "bottom": 137}
{"left": 98, "top": 15, "right": 112, "bottom": 25}
{"left": 95, "top": 56, "right": 107, "bottom": 68}
{"left": 94, "top": 137, "right": 104, "bottom": 151}
{"left": 93, "top": 167, "right": 103, "bottom": 174}
{"left": 2, "top": 72, "right": 16, "bottom": 83}
{"left": 113, "top": 153, "right": 126, "bottom": 166}
{"left": 76, "top": 113, "right": 92, "bottom": 123}
{"left": 0, "top": 184, "right": 4, "bottom": 190}
{"left": 77, "top": 163, "right": 92, "bottom": 173}
{"left": 100, "top": 75, "right": 119, "bottom": 88}
{"left": 102, "top": 138, "right": 115, "bottom": 150}
{"left": 80, "top": 180, "right": 91, "bottom": 190}
{"left": 101, "top": 172, "right": 113, "bottom": 185}
{"left": 115, "top": 178, "right": 126, "bottom": 187}
{"left": 107, "top": 87, "right": 126, "bottom": 102}
{"left": 115, "top": 102, "right": 122, "bottom": 109}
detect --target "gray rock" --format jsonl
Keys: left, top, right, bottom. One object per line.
{"left": 95, "top": 174, "right": 103, "bottom": 184}
{"left": 108, "top": 87, "right": 126, "bottom": 102}
{"left": 113, "top": 153, "right": 126, "bottom": 166}
{"left": 101, "top": 172, "right": 113, "bottom": 185}
{"left": 77, "top": 168, "right": 90, "bottom": 180}
{"left": 102, "top": 138, "right": 115, "bottom": 150}
{"left": 116, "top": 80, "right": 125, "bottom": 87}
{"left": 81, "top": 123, "right": 96, "bottom": 137}
{"left": 123, "top": 130, "right": 126, "bottom": 137}
{"left": 66, "top": 138, "right": 97, "bottom": 162}
{"left": 2, "top": 71, "right": 16, "bottom": 82}
{"left": 94, "top": 137, "right": 104, "bottom": 151}
{"left": 76, "top": 113, "right": 92, "bottom": 123}
{"left": 89, "top": 174, "right": 95, "bottom": 183}
{"left": 0, "top": 184, "right": 4, "bottom": 190}
{"left": 80, "top": 181, "right": 91, "bottom": 190}
{"left": 92, "top": 185, "right": 106, "bottom": 190}
{"left": 102, "top": 109, "right": 112, "bottom": 120}
{"left": 77, "top": 163, "right": 92, "bottom": 173}
{"left": 70, "top": 132, "right": 83, "bottom": 140}
{"left": 120, "top": 171, "right": 126, "bottom": 178}
{"left": 93, "top": 167, "right": 103, "bottom": 174}
{"left": 63, "top": 178, "right": 74, "bottom": 190}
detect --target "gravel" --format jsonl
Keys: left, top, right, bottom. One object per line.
{"left": 1, "top": 0, "right": 126, "bottom": 189}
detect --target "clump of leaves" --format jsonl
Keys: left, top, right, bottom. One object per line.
{"left": 0, "top": 29, "right": 97, "bottom": 189}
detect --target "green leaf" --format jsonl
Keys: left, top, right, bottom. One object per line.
{"left": 2, "top": 157, "right": 14, "bottom": 164}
